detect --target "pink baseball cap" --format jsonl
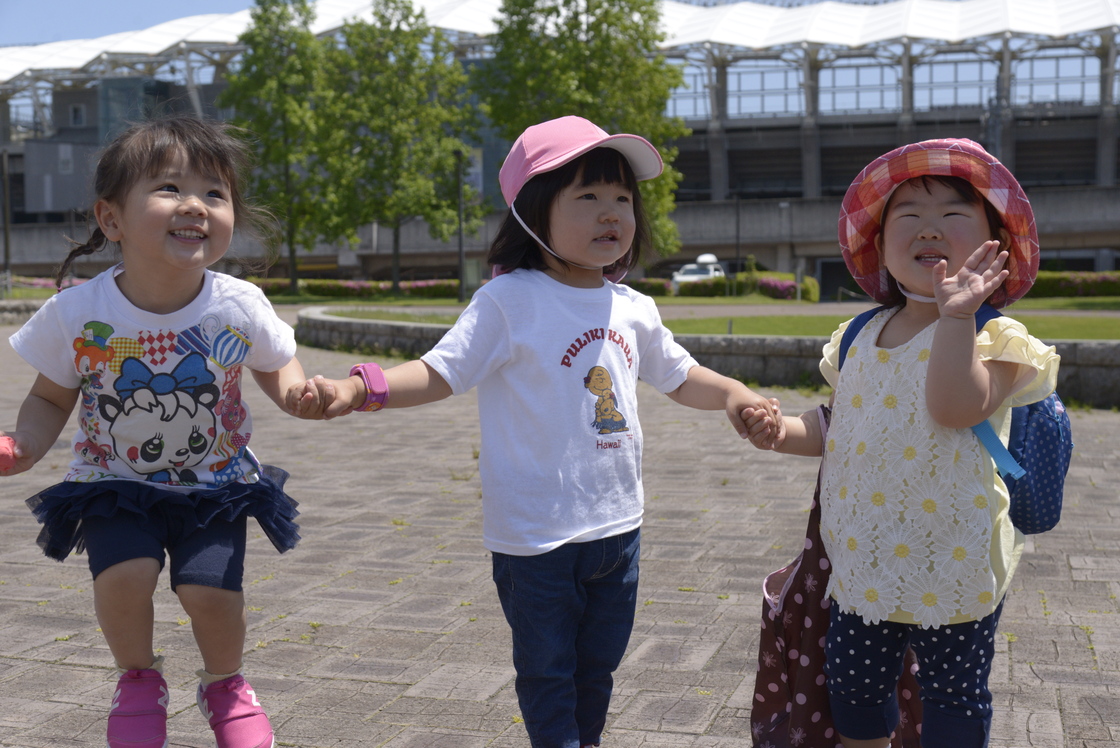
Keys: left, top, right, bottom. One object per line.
{"left": 498, "top": 115, "right": 663, "bottom": 206}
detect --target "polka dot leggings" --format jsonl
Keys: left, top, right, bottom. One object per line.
{"left": 825, "top": 601, "right": 1003, "bottom": 746}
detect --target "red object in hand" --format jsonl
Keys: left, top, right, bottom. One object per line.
{"left": 0, "top": 436, "right": 16, "bottom": 470}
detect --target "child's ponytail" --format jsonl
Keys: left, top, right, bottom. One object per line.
{"left": 51, "top": 114, "right": 272, "bottom": 291}
{"left": 56, "top": 224, "right": 110, "bottom": 290}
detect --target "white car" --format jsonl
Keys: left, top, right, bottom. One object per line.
{"left": 671, "top": 254, "right": 725, "bottom": 294}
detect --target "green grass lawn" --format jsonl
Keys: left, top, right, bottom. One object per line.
{"left": 2, "top": 286, "right": 57, "bottom": 299}
{"left": 330, "top": 309, "right": 463, "bottom": 325}
{"left": 8, "top": 285, "right": 1118, "bottom": 339}
{"left": 328, "top": 297, "right": 1120, "bottom": 340}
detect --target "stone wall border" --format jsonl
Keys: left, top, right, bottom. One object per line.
{"left": 1, "top": 302, "right": 1110, "bottom": 408}
{"left": 294, "top": 306, "right": 1119, "bottom": 409}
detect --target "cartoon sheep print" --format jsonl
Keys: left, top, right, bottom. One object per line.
{"left": 71, "top": 315, "right": 254, "bottom": 486}
{"left": 98, "top": 353, "right": 220, "bottom": 484}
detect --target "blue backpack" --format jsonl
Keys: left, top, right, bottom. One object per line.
{"left": 837, "top": 304, "right": 1072, "bottom": 534}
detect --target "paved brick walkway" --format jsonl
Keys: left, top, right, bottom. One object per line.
{"left": 0, "top": 323, "right": 1117, "bottom": 747}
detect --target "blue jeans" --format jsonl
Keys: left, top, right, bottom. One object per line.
{"left": 492, "top": 528, "right": 640, "bottom": 748}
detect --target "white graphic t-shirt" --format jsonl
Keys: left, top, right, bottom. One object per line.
{"left": 10, "top": 266, "right": 295, "bottom": 488}
{"left": 423, "top": 270, "right": 697, "bottom": 556}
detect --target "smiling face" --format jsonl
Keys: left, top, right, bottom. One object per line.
{"left": 96, "top": 149, "right": 235, "bottom": 280}
{"left": 543, "top": 173, "right": 637, "bottom": 287}
{"left": 877, "top": 177, "right": 1005, "bottom": 299}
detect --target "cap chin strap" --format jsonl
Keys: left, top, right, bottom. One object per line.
{"left": 898, "top": 283, "right": 937, "bottom": 304}
{"left": 510, "top": 204, "right": 602, "bottom": 271}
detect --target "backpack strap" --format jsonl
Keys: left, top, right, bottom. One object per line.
{"left": 969, "top": 304, "right": 1028, "bottom": 478}
{"left": 837, "top": 305, "right": 890, "bottom": 371}
{"left": 973, "top": 303, "right": 1002, "bottom": 329}
{"left": 971, "top": 420, "right": 1027, "bottom": 479}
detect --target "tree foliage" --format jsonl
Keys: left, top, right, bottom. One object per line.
{"left": 318, "top": 0, "right": 483, "bottom": 289}
{"left": 218, "top": 0, "right": 326, "bottom": 293}
{"left": 220, "top": 0, "right": 482, "bottom": 291}
{"left": 474, "top": 0, "right": 688, "bottom": 257}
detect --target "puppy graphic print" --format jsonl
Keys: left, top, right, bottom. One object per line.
{"left": 584, "top": 366, "right": 629, "bottom": 435}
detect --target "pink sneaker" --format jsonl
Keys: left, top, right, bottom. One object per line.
{"left": 196, "top": 674, "right": 275, "bottom": 748}
{"left": 106, "top": 668, "right": 169, "bottom": 748}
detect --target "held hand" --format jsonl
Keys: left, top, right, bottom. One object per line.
{"left": 727, "top": 391, "right": 776, "bottom": 442}
{"left": 933, "top": 240, "right": 1009, "bottom": 319}
{"left": 286, "top": 376, "right": 332, "bottom": 420}
{"left": 289, "top": 376, "right": 362, "bottom": 420}
{"left": 766, "top": 398, "right": 786, "bottom": 449}
{"left": 0, "top": 432, "right": 37, "bottom": 476}
{"left": 741, "top": 398, "right": 785, "bottom": 451}
{"left": 321, "top": 376, "right": 362, "bottom": 420}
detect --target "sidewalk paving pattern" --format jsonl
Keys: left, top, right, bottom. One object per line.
{"left": 0, "top": 323, "right": 1117, "bottom": 746}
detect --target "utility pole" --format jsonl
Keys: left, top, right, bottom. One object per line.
{"left": 1, "top": 149, "right": 11, "bottom": 299}
{"left": 456, "top": 148, "right": 465, "bottom": 303}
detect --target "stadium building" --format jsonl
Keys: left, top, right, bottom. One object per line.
{"left": 1, "top": 0, "right": 1119, "bottom": 296}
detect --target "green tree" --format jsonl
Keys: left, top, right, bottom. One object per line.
{"left": 219, "top": 0, "right": 326, "bottom": 293}
{"left": 474, "top": 0, "right": 688, "bottom": 257}
{"left": 319, "top": 0, "right": 482, "bottom": 291}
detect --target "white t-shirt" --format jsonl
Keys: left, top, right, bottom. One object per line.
{"left": 10, "top": 266, "right": 295, "bottom": 488}
{"left": 422, "top": 269, "right": 697, "bottom": 556}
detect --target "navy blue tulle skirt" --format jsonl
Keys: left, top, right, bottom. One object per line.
{"left": 26, "top": 465, "right": 300, "bottom": 562}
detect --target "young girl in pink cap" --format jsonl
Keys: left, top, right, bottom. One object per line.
{"left": 744, "top": 139, "right": 1060, "bottom": 748}
{"left": 291, "top": 115, "right": 778, "bottom": 747}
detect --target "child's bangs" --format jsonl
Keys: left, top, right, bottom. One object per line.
{"left": 132, "top": 124, "right": 242, "bottom": 190}
{"left": 574, "top": 148, "right": 639, "bottom": 190}
{"left": 909, "top": 174, "right": 980, "bottom": 204}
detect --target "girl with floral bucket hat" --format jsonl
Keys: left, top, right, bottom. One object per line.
{"left": 289, "top": 115, "right": 781, "bottom": 747}
{"left": 743, "top": 139, "right": 1060, "bottom": 748}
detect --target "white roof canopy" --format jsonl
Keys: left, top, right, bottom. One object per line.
{"left": 4, "top": 0, "right": 1120, "bottom": 92}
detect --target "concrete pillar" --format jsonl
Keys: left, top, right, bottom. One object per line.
{"left": 777, "top": 201, "right": 793, "bottom": 272}
{"left": 706, "top": 54, "right": 730, "bottom": 201}
{"left": 897, "top": 39, "right": 915, "bottom": 144}
{"left": 993, "top": 33, "right": 1016, "bottom": 170}
{"left": 1097, "top": 29, "right": 1118, "bottom": 187}
{"left": 0, "top": 96, "right": 9, "bottom": 144}
{"left": 1096, "top": 248, "right": 1114, "bottom": 271}
{"left": 800, "top": 45, "right": 822, "bottom": 198}
{"left": 179, "top": 44, "right": 205, "bottom": 118}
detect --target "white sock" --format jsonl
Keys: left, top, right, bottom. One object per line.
{"left": 196, "top": 666, "right": 241, "bottom": 687}
{"left": 116, "top": 654, "right": 164, "bottom": 676}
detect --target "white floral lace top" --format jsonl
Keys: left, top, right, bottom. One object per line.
{"left": 818, "top": 307, "right": 1059, "bottom": 628}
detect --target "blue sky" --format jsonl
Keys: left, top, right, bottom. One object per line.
{"left": 0, "top": 1, "right": 255, "bottom": 47}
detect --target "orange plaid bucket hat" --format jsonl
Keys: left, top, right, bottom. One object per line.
{"left": 838, "top": 138, "right": 1039, "bottom": 309}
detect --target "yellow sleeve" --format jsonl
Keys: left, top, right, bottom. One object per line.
{"left": 818, "top": 320, "right": 851, "bottom": 389}
{"left": 977, "top": 316, "right": 1059, "bottom": 406}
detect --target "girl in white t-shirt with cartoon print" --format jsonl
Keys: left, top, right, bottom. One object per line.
{"left": 291, "top": 115, "right": 778, "bottom": 748}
